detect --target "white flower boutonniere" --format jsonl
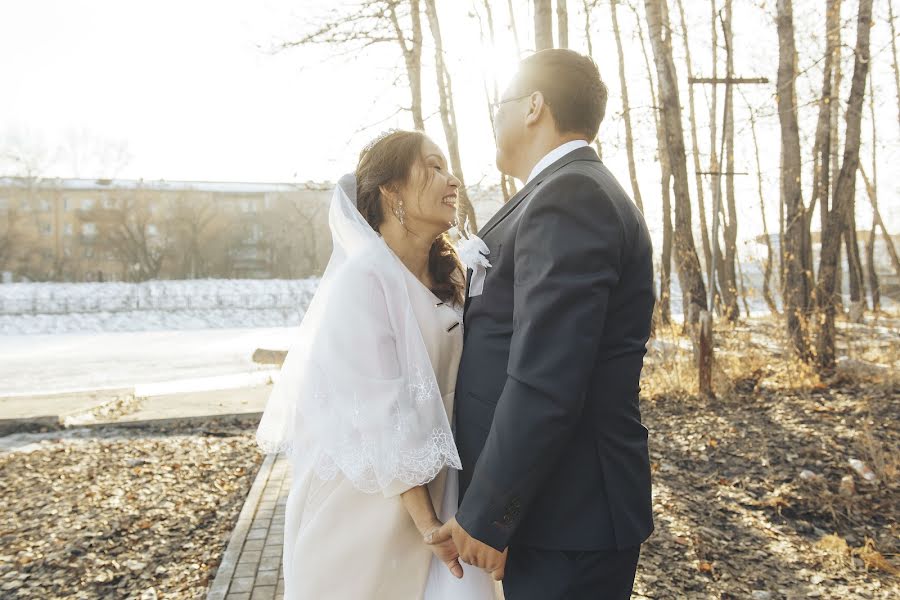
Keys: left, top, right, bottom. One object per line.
{"left": 455, "top": 233, "right": 492, "bottom": 298}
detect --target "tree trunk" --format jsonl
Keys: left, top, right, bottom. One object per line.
{"left": 815, "top": 0, "right": 873, "bottom": 370}
{"left": 844, "top": 199, "right": 866, "bottom": 313}
{"left": 644, "top": 0, "right": 707, "bottom": 318}
{"left": 611, "top": 0, "right": 644, "bottom": 213}
{"left": 674, "top": 0, "right": 712, "bottom": 278}
{"left": 708, "top": 0, "right": 724, "bottom": 309}
{"left": 388, "top": 0, "right": 425, "bottom": 130}
{"left": 775, "top": 0, "right": 811, "bottom": 359}
{"left": 748, "top": 104, "right": 779, "bottom": 315}
{"left": 889, "top": 0, "right": 900, "bottom": 131}
{"left": 864, "top": 71, "right": 879, "bottom": 311}
{"left": 423, "top": 0, "right": 477, "bottom": 231}
{"left": 534, "top": 0, "right": 553, "bottom": 50}
{"left": 479, "top": 0, "right": 515, "bottom": 203}
{"left": 859, "top": 164, "right": 900, "bottom": 278}
{"left": 507, "top": 0, "right": 522, "bottom": 56}
{"left": 809, "top": 0, "right": 841, "bottom": 303}
{"left": 582, "top": 0, "right": 603, "bottom": 159}
{"left": 720, "top": 0, "right": 739, "bottom": 321}
{"left": 557, "top": 0, "right": 569, "bottom": 48}
{"left": 634, "top": 2, "right": 671, "bottom": 322}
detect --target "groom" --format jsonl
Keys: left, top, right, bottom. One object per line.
{"left": 431, "top": 49, "right": 655, "bottom": 598}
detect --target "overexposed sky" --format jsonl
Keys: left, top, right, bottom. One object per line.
{"left": 2, "top": 0, "right": 898, "bottom": 243}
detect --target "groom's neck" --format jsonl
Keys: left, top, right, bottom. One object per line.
{"left": 514, "top": 131, "right": 589, "bottom": 183}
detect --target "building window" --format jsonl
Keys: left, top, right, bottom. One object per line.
{"left": 38, "top": 199, "right": 51, "bottom": 212}
{"left": 103, "top": 198, "right": 116, "bottom": 208}
{"left": 40, "top": 222, "right": 52, "bottom": 235}
{"left": 82, "top": 222, "right": 97, "bottom": 236}
{"left": 65, "top": 223, "right": 74, "bottom": 236}
{"left": 0, "top": 198, "right": 7, "bottom": 211}
{"left": 146, "top": 224, "right": 158, "bottom": 236}
{"left": 81, "top": 198, "right": 94, "bottom": 211}
{"left": 83, "top": 247, "right": 94, "bottom": 258}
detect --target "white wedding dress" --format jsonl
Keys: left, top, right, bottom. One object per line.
{"left": 257, "top": 176, "right": 497, "bottom": 599}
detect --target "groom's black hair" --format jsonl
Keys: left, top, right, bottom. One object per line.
{"left": 515, "top": 49, "right": 607, "bottom": 141}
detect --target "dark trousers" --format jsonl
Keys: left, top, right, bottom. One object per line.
{"left": 502, "top": 544, "right": 641, "bottom": 600}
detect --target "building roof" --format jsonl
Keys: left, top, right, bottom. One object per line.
{"left": 0, "top": 176, "right": 334, "bottom": 194}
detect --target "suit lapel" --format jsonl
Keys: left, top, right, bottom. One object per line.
{"left": 477, "top": 146, "right": 601, "bottom": 240}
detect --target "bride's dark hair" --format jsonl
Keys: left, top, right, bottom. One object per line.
{"left": 355, "top": 130, "right": 464, "bottom": 305}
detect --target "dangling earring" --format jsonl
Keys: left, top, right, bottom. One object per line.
{"left": 393, "top": 199, "right": 406, "bottom": 225}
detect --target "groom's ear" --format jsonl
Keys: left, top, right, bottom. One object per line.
{"left": 524, "top": 91, "right": 549, "bottom": 128}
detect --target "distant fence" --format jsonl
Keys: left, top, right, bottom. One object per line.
{"left": 0, "top": 279, "right": 319, "bottom": 317}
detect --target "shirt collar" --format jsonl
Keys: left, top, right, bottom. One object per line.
{"left": 525, "top": 139, "right": 590, "bottom": 185}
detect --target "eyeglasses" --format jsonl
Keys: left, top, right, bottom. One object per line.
{"left": 490, "top": 93, "right": 532, "bottom": 118}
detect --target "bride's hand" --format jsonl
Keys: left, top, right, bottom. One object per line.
{"left": 423, "top": 523, "right": 464, "bottom": 579}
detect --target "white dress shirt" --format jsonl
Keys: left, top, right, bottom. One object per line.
{"left": 525, "top": 139, "right": 590, "bottom": 185}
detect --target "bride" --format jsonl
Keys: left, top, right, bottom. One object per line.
{"left": 256, "top": 130, "right": 498, "bottom": 599}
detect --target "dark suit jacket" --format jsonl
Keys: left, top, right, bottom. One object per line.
{"left": 454, "top": 146, "right": 655, "bottom": 552}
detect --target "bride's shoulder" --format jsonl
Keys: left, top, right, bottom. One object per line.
{"left": 332, "top": 246, "right": 393, "bottom": 294}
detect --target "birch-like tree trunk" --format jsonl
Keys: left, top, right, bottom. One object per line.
{"left": 557, "top": 0, "right": 569, "bottom": 48}
{"left": 748, "top": 104, "right": 778, "bottom": 315}
{"left": 674, "top": 0, "right": 712, "bottom": 277}
{"left": 610, "top": 0, "right": 643, "bottom": 213}
{"left": 644, "top": 0, "right": 708, "bottom": 318}
{"left": 534, "top": 0, "right": 553, "bottom": 50}
{"left": 423, "top": 0, "right": 477, "bottom": 230}
{"left": 775, "top": 0, "right": 811, "bottom": 359}
{"left": 815, "top": 0, "right": 873, "bottom": 369}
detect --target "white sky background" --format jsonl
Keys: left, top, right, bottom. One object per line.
{"left": 2, "top": 0, "right": 898, "bottom": 246}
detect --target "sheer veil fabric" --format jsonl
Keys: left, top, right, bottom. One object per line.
{"left": 255, "top": 174, "right": 462, "bottom": 494}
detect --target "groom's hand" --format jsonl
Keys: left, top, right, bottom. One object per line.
{"left": 428, "top": 517, "right": 508, "bottom": 580}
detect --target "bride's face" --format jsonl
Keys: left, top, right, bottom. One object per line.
{"left": 396, "top": 138, "right": 461, "bottom": 233}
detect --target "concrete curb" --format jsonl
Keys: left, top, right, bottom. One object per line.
{"left": 207, "top": 453, "right": 277, "bottom": 600}
{"left": 0, "top": 411, "right": 264, "bottom": 436}
{"left": 80, "top": 412, "right": 264, "bottom": 431}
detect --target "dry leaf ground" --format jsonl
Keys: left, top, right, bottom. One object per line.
{"left": 0, "top": 424, "right": 263, "bottom": 599}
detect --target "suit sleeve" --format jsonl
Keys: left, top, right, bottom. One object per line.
{"left": 455, "top": 172, "right": 625, "bottom": 550}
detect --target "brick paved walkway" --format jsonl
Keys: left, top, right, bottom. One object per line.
{"left": 207, "top": 453, "right": 291, "bottom": 600}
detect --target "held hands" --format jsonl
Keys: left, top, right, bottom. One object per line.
{"left": 422, "top": 522, "right": 464, "bottom": 579}
{"left": 426, "top": 517, "right": 508, "bottom": 581}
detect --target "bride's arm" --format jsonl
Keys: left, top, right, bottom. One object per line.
{"left": 400, "top": 486, "right": 441, "bottom": 536}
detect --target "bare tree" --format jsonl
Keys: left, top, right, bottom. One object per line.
{"left": 507, "top": 0, "right": 522, "bottom": 56}
{"left": 859, "top": 164, "right": 900, "bottom": 278}
{"left": 889, "top": 0, "right": 900, "bottom": 131}
{"left": 815, "top": 0, "right": 873, "bottom": 369}
{"left": 282, "top": 2, "right": 425, "bottom": 131}
{"left": 475, "top": 0, "right": 516, "bottom": 202}
{"left": 610, "top": 0, "right": 644, "bottom": 213}
{"left": 423, "top": 0, "right": 477, "bottom": 231}
{"left": 707, "top": 0, "right": 724, "bottom": 307}
{"left": 644, "top": 0, "right": 708, "bottom": 318}
{"left": 86, "top": 194, "right": 171, "bottom": 282}
{"left": 557, "top": 0, "right": 569, "bottom": 48}
{"left": 388, "top": 0, "right": 425, "bottom": 129}
{"left": 809, "top": 0, "right": 841, "bottom": 302}
{"left": 534, "top": 0, "right": 554, "bottom": 50}
{"left": 775, "top": 0, "right": 811, "bottom": 359}
{"left": 864, "top": 73, "right": 879, "bottom": 311}
{"left": 747, "top": 102, "right": 779, "bottom": 315}
{"left": 674, "top": 0, "right": 712, "bottom": 276}
{"left": 719, "top": 0, "right": 740, "bottom": 321}
{"left": 632, "top": 3, "right": 672, "bottom": 322}
{"left": 0, "top": 204, "right": 21, "bottom": 274}
{"left": 582, "top": 0, "right": 603, "bottom": 159}
{"left": 170, "top": 195, "right": 229, "bottom": 278}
